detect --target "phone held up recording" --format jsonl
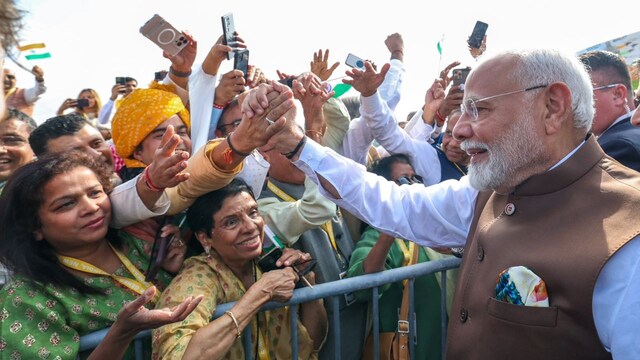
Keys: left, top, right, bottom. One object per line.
{"left": 345, "top": 53, "right": 366, "bottom": 69}
{"left": 221, "top": 13, "right": 236, "bottom": 60}
{"left": 468, "top": 20, "right": 488, "bottom": 49}
{"left": 234, "top": 49, "right": 249, "bottom": 81}
{"left": 139, "top": 14, "right": 188, "bottom": 57}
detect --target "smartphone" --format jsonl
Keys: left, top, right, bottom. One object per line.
{"left": 234, "top": 49, "right": 249, "bottom": 80}
{"left": 345, "top": 53, "right": 365, "bottom": 69}
{"left": 452, "top": 67, "right": 472, "bottom": 86}
{"left": 140, "top": 14, "right": 188, "bottom": 57}
{"left": 257, "top": 247, "right": 283, "bottom": 273}
{"left": 154, "top": 71, "right": 167, "bottom": 82}
{"left": 145, "top": 217, "right": 174, "bottom": 282}
{"left": 221, "top": 13, "right": 236, "bottom": 60}
{"left": 468, "top": 21, "right": 488, "bottom": 49}
{"left": 115, "top": 77, "right": 126, "bottom": 85}
{"left": 76, "top": 98, "right": 90, "bottom": 108}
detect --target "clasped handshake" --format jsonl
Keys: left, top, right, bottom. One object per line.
{"left": 231, "top": 74, "right": 330, "bottom": 159}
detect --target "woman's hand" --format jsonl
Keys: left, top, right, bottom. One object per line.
{"left": 113, "top": 286, "right": 203, "bottom": 336}
{"left": 310, "top": 49, "right": 340, "bottom": 81}
{"left": 254, "top": 267, "right": 298, "bottom": 302}
{"left": 57, "top": 98, "right": 77, "bottom": 115}
{"left": 276, "top": 248, "right": 312, "bottom": 268}
{"left": 159, "top": 224, "right": 188, "bottom": 274}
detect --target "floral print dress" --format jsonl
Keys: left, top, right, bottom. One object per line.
{"left": 152, "top": 250, "right": 317, "bottom": 360}
{"left": 0, "top": 232, "right": 173, "bottom": 360}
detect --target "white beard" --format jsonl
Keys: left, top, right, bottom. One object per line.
{"left": 463, "top": 111, "right": 547, "bottom": 191}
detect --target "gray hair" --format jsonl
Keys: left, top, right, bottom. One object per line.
{"left": 501, "top": 49, "right": 595, "bottom": 133}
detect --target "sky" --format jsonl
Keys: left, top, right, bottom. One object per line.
{"left": 8, "top": 0, "right": 640, "bottom": 125}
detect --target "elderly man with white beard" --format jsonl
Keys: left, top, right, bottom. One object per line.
{"left": 241, "top": 49, "right": 640, "bottom": 360}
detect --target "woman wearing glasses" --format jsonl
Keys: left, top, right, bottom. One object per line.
{"left": 152, "top": 178, "right": 327, "bottom": 360}
{"left": 348, "top": 154, "right": 454, "bottom": 360}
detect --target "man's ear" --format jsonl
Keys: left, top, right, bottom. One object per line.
{"left": 543, "top": 82, "right": 573, "bottom": 135}
{"left": 215, "top": 129, "right": 224, "bottom": 139}
{"left": 611, "top": 84, "right": 628, "bottom": 106}
{"left": 132, "top": 146, "right": 144, "bottom": 162}
{"left": 34, "top": 230, "right": 44, "bottom": 241}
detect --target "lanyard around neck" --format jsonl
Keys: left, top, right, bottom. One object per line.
{"left": 58, "top": 243, "right": 158, "bottom": 302}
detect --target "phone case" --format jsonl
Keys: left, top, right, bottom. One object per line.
{"left": 468, "top": 21, "right": 488, "bottom": 49}
{"left": 139, "top": 14, "right": 188, "bottom": 57}
{"left": 234, "top": 49, "right": 249, "bottom": 79}
{"left": 221, "top": 13, "right": 236, "bottom": 60}
{"left": 345, "top": 53, "right": 365, "bottom": 69}
{"left": 452, "top": 67, "right": 471, "bottom": 86}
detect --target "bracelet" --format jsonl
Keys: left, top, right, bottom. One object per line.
{"left": 142, "top": 167, "right": 164, "bottom": 192}
{"left": 169, "top": 66, "right": 192, "bottom": 78}
{"left": 226, "top": 133, "right": 252, "bottom": 157}
{"left": 435, "top": 110, "right": 446, "bottom": 125}
{"left": 392, "top": 50, "right": 404, "bottom": 56}
{"left": 283, "top": 136, "right": 307, "bottom": 160}
{"left": 305, "top": 129, "right": 324, "bottom": 138}
{"left": 213, "top": 103, "right": 225, "bottom": 110}
{"left": 224, "top": 311, "right": 242, "bottom": 338}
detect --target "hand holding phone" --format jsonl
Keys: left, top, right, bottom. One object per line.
{"left": 234, "top": 49, "right": 250, "bottom": 81}
{"left": 468, "top": 21, "right": 488, "bottom": 49}
{"left": 257, "top": 247, "right": 284, "bottom": 273}
{"left": 452, "top": 67, "right": 472, "bottom": 87}
{"left": 76, "top": 98, "right": 90, "bottom": 108}
{"left": 345, "top": 53, "right": 366, "bottom": 69}
{"left": 140, "top": 14, "right": 188, "bottom": 57}
{"left": 145, "top": 217, "right": 174, "bottom": 282}
{"left": 221, "top": 13, "right": 236, "bottom": 60}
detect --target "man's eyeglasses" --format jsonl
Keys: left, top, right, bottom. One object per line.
{"left": 217, "top": 119, "right": 241, "bottom": 134}
{"left": 593, "top": 83, "right": 623, "bottom": 92}
{"left": 460, "top": 84, "right": 548, "bottom": 122}
{"left": 395, "top": 175, "right": 423, "bottom": 186}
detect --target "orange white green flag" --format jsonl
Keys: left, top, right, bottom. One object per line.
{"left": 17, "top": 43, "right": 51, "bottom": 60}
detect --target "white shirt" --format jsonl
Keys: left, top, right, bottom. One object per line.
{"left": 293, "top": 94, "right": 640, "bottom": 359}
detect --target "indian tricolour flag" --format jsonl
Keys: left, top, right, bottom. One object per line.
{"left": 18, "top": 43, "right": 51, "bottom": 60}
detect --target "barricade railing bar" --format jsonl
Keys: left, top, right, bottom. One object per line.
{"left": 79, "top": 256, "right": 461, "bottom": 360}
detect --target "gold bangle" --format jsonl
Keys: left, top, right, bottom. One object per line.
{"left": 224, "top": 310, "right": 241, "bottom": 338}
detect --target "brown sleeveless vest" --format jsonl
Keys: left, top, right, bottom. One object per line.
{"left": 5, "top": 88, "right": 35, "bottom": 116}
{"left": 445, "top": 135, "right": 640, "bottom": 360}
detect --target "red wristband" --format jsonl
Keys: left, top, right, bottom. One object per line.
{"left": 435, "top": 110, "right": 446, "bottom": 124}
{"left": 143, "top": 167, "right": 164, "bottom": 192}
{"left": 213, "top": 103, "right": 225, "bottom": 110}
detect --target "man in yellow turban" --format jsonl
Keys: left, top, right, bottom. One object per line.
{"left": 112, "top": 86, "right": 191, "bottom": 181}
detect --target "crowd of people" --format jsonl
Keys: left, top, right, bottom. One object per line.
{"left": 1, "top": 1, "right": 640, "bottom": 359}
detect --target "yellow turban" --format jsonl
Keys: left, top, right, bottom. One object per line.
{"left": 112, "top": 85, "right": 190, "bottom": 169}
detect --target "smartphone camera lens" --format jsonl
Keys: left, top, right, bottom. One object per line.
{"left": 356, "top": 60, "right": 364, "bottom": 68}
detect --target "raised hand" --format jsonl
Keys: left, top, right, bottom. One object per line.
{"left": 310, "top": 49, "right": 340, "bottom": 81}
{"left": 215, "top": 70, "right": 246, "bottom": 106}
{"left": 439, "top": 84, "right": 464, "bottom": 118}
{"left": 424, "top": 78, "right": 447, "bottom": 115}
{"left": 439, "top": 61, "right": 461, "bottom": 89}
{"left": 164, "top": 32, "right": 197, "bottom": 73}
{"left": 113, "top": 286, "right": 203, "bottom": 335}
{"left": 202, "top": 33, "right": 247, "bottom": 75}
{"left": 145, "top": 125, "right": 190, "bottom": 189}
{"left": 343, "top": 61, "right": 391, "bottom": 97}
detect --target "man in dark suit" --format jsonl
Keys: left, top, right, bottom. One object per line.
{"left": 580, "top": 50, "right": 640, "bottom": 171}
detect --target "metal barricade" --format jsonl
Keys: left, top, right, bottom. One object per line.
{"left": 79, "top": 257, "right": 461, "bottom": 360}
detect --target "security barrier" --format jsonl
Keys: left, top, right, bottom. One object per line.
{"left": 79, "top": 256, "right": 461, "bottom": 360}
